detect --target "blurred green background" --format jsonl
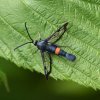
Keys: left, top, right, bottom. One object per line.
{"left": 0, "top": 58, "right": 100, "bottom": 100}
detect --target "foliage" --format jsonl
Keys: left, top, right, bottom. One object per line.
{"left": 0, "top": 0, "right": 100, "bottom": 89}
{"left": 0, "top": 71, "right": 9, "bottom": 92}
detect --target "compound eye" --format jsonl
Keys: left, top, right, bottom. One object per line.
{"left": 34, "top": 40, "right": 38, "bottom": 45}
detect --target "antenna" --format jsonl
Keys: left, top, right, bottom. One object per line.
{"left": 14, "top": 22, "right": 34, "bottom": 51}
{"left": 14, "top": 41, "right": 32, "bottom": 51}
{"left": 25, "top": 22, "right": 34, "bottom": 42}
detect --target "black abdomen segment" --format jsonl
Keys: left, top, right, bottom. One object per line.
{"left": 59, "top": 50, "right": 76, "bottom": 61}
{"left": 46, "top": 45, "right": 76, "bottom": 61}
{"left": 46, "top": 45, "right": 56, "bottom": 53}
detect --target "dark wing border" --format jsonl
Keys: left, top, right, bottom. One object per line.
{"left": 45, "top": 22, "right": 68, "bottom": 43}
{"left": 40, "top": 50, "right": 52, "bottom": 79}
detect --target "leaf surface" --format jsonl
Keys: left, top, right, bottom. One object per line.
{"left": 0, "top": 0, "right": 100, "bottom": 89}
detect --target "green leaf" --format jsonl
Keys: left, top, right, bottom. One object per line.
{"left": 0, "top": 0, "right": 100, "bottom": 89}
{"left": 0, "top": 71, "right": 9, "bottom": 92}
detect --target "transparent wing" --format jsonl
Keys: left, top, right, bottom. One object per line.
{"left": 40, "top": 51, "right": 52, "bottom": 79}
{"left": 45, "top": 22, "right": 68, "bottom": 43}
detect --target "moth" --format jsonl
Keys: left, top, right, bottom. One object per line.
{"left": 14, "top": 22, "right": 76, "bottom": 79}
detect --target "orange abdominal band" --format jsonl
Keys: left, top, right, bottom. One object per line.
{"left": 55, "top": 47, "right": 61, "bottom": 55}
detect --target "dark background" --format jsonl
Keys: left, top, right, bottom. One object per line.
{"left": 0, "top": 58, "right": 100, "bottom": 100}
